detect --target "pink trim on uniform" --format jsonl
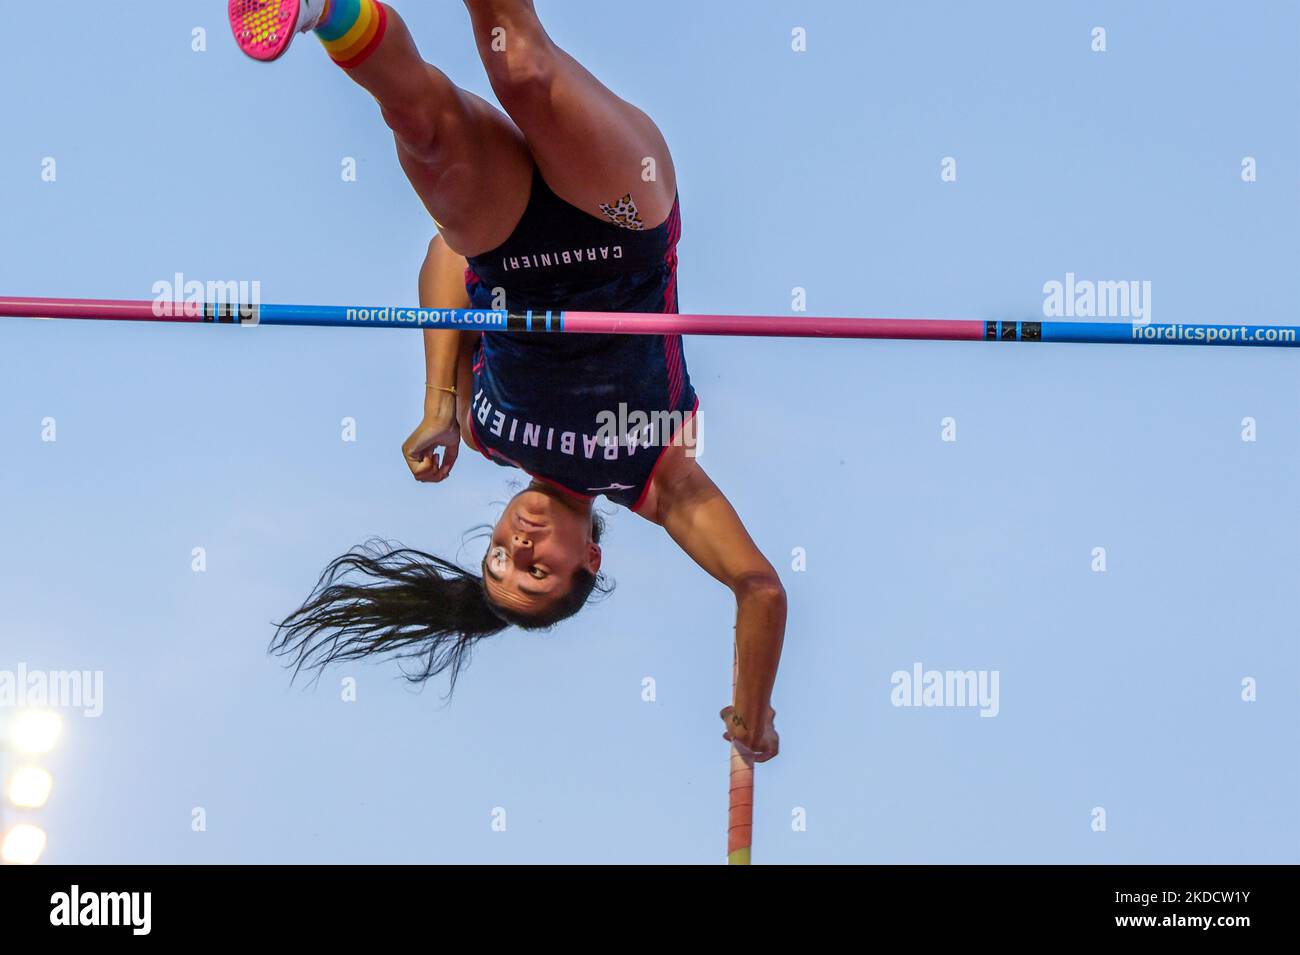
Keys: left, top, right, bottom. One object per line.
{"left": 663, "top": 333, "right": 685, "bottom": 409}
{"left": 468, "top": 414, "right": 594, "bottom": 503}
{"left": 631, "top": 397, "right": 700, "bottom": 514}
{"left": 658, "top": 200, "right": 685, "bottom": 409}
{"left": 526, "top": 472, "right": 595, "bottom": 504}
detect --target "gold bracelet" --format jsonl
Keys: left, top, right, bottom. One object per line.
{"left": 426, "top": 384, "right": 457, "bottom": 396}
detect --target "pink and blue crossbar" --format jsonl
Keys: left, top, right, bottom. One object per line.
{"left": 0, "top": 296, "right": 1297, "bottom": 347}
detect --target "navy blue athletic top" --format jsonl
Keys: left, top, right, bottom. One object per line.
{"left": 463, "top": 167, "right": 695, "bottom": 511}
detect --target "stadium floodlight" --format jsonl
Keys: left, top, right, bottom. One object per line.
{"left": 7, "top": 767, "right": 54, "bottom": 809}
{"left": 1, "top": 824, "right": 47, "bottom": 865}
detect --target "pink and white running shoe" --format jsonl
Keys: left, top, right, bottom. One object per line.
{"left": 228, "top": 0, "right": 327, "bottom": 62}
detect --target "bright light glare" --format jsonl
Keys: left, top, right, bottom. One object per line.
{"left": 8, "top": 709, "right": 63, "bottom": 754}
{"left": 1, "top": 824, "right": 47, "bottom": 865}
{"left": 7, "top": 767, "right": 54, "bottom": 809}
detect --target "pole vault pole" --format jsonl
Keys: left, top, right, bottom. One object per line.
{"left": 1, "top": 296, "right": 1297, "bottom": 347}
{"left": 728, "top": 645, "right": 754, "bottom": 866}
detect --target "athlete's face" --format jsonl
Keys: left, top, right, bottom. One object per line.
{"left": 482, "top": 486, "right": 600, "bottom": 615}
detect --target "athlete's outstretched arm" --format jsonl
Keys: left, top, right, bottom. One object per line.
{"left": 403, "top": 236, "right": 476, "bottom": 481}
{"left": 645, "top": 453, "right": 786, "bottom": 761}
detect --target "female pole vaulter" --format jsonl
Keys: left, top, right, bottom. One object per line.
{"left": 230, "top": 0, "right": 783, "bottom": 761}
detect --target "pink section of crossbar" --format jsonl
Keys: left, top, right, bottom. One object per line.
{"left": 0, "top": 297, "right": 991, "bottom": 339}
{"left": 566, "top": 312, "right": 986, "bottom": 340}
{"left": 0, "top": 297, "right": 201, "bottom": 322}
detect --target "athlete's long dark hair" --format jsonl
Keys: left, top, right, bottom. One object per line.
{"left": 272, "top": 517, "right": 609, "bottom": 691}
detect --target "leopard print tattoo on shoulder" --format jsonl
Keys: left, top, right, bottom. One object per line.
{"left": 598, "top": 193, "right": 647, "bottom": 231}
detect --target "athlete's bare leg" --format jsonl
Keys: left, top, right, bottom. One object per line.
{"left": 335, "top": 5, "right": 534, "bottom": 255}
{"left": 462, "top": 0, "right": 678, "bottom": 231}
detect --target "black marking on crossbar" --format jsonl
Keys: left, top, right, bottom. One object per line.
{"left": 985, "top": 320, "right": 1043, "bottom": 342}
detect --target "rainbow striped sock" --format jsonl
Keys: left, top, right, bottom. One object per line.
{"left": 315, "top": 0, "right": 389, "bottom": 70}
